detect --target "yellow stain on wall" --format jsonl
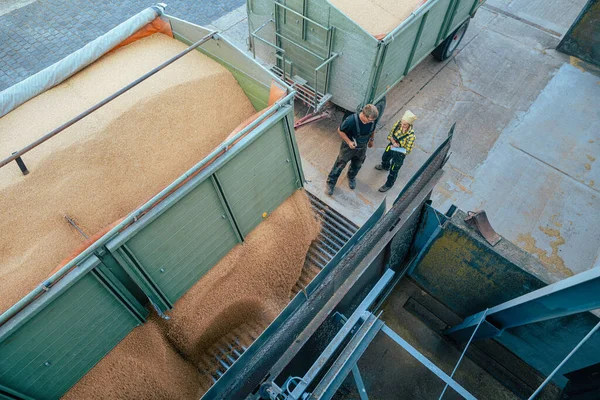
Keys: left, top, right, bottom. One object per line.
{"left": 517, "top": 227, "right": 573, "bottom": 278}
{"left": 587, "top": 155, "right": 596, "bottom": 162}
{"left": 550, "top": 214, "right": 563, "bottom": 228}
{"left": 570, "top": 56, "right": 586, "bottom": 72}
{"left": 585, "top": 163, "right": 592, "bottom": 171}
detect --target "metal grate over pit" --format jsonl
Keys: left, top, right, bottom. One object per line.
{"left": 202, "top": 191, "right": 358, "bottom": 391}
{"left": 292, "top": 192, "right": 359, "bottom": 296}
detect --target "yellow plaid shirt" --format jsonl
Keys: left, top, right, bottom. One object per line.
{"left": 387, "top": 121, "right": 415, "bottom": 154}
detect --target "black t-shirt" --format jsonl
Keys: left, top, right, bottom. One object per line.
{"left": 340, "top": 113, "right": 374, "bottom": 144}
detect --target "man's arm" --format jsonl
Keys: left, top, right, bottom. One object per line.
{"left": 337, "top": 129, "right": 356, "bottom": 149}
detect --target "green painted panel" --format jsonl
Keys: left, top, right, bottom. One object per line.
{"left": 172, "top": 32, "right": 270, "bottom": 111}
{"left": 412, "top": 0, "right": 453, "bottom": 65}
{"left": 327, "top": 6, "right": 379, "bottom": 110}
{"left": 449, "top": 0, "right": 473, "bottom": 33}
{"left": 217, "top": 117, "right": 299, "bottom": 237}
{"left": 375, "top": 18, "right": 422, "bottom": 99}
{"left": 0, "top": 273, "right": 138, "bottom": 399}
{"left": 124, "top": 179, "right": 239, "bottom": 303}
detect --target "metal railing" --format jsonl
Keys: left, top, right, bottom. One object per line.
{"left": 0, "top": 32, "right": 216, "bottom": 173}
{"left": 250, "top": 10, "right": 337, "bottom": 111}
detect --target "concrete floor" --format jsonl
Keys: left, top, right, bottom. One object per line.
{"left": 288, "top": 0, "right": 599, "bottom": 283}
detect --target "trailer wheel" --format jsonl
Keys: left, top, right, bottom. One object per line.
{"left": 431, "top": 19, "right": 469, "bottom": 61}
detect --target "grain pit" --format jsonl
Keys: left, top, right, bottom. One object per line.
{"left": 0, "top": 33, "right": 257, "bottom": 314}
{"left": 329, "top": 0, "right": 426, "bottom": 36}
{"left": 63, "top": 190, "right": 321, "bottom": 399}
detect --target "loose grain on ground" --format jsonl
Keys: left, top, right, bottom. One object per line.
{"left": 63, "top": 190, "right": 321, "bottom": 399}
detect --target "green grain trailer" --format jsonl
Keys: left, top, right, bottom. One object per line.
{"left": 248, "top": 0, "right": 486, "bottom": 111}
{"left": 0, "top": 9, "right": 301, "bottom": 399}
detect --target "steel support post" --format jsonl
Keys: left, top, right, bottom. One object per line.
{"left": 352, "top": 364, "right": 369, "bottom": 400}
{"left": 446, "top": 267, "right": 600, "bottom": 341}
{"left": 289, "top": 269, "right": 395, "bottom": 399}
{"left": 309, "top": 312, "right": 384, "bottom": 399}
{"left": 528, "top": 320, "right": 600, "bottom": 399}
{"left": 381, "top": 325, "right": 477, "bottom": 400}
{"left": 439, "top": 309, "right": 489, "bottom": 399}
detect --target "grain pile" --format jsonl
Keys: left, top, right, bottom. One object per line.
{"left": 329, "top": 0, "right": 426, "bottom": 36}
{"left": 63, "top": 190, "right": 321, "bottom": 399}
{"left": 0, "top": 33, "right": 257, "bottom": 314}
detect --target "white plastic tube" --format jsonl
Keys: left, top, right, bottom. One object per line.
{"left": 0, "top": 3, "right": 165, "bottom": 117}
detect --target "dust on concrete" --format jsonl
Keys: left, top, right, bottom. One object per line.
{"left": 517, "top": 227, "right": 573, "bottom": 278}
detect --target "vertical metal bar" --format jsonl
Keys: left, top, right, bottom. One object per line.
{"left": 469, "top": 0, "right": 480, "bottom": 15}
{"left": 366, "top": 42, "right": 387, "bottom": 107}
{"left": 282, "top": 53, "right": 287, "bottom": 85}
{"left": 528, "top": 320, "right": 600, "bottom": 399}
{"left": 352, "top": 364, "right": 369, "bottom": 400}
{"left": 404, "top": 12, "right": 429, "bottom": 76}
{"left": 290, "top": 269, "right": 395, "bottom": 398}
{"left": 211, "top": 175, "right": 245, "bottom": 243}
{"left": 444, "top": 0, "right": 461, "bottom": 39}
{"left": 439, "top": 309, "right": 489, "bottom": 399}
{"left": 437, "top": 0, "right": 458, "bottom": 45}
{"left": 324, "top": 27, "right": 335, "bottom": 95}
{"left": 12, "top": 152, "right": 29, "bottom": 175}
{"left": 301, "top": 0, "right": 307, "bottom": 40}
{"left": 314, "top": 69, "right": 319, "bottom": 109}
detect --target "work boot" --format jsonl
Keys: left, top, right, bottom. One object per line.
{"left": 348, "top": 178, "right": 356, "bottom": 190}
{"left": 378, "top": 184, "right": 392, "bottom": 193}
{"left": 375, "top": 164, "right": 388, "bottom": 171}
{"left": 326, "top": 183, "right": 335, "bottom": 195}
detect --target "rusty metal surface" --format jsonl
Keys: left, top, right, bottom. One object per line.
{"left": 557, "top": 0, "right": 600, "bottom": 67}
{"left": 465, "top": 210, "right": 501, "bottom": 246}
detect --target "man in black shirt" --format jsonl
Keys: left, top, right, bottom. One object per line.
{"left": 326, "top": 104, "right": 379, "bottom": 195}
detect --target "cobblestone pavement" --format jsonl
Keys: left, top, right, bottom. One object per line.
{"left": 0, "top": 0, "right": 245, "bottom": 90}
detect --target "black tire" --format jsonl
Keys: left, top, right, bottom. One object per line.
{"left": 374, "top": 96, "right": 386, "bottom": 126}
{"left": 431, "top": 19, "right": 470, "bottom": 61}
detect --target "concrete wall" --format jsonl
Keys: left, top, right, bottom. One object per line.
{"left": 410, "top": 210, "right": 600, "bottom": 387}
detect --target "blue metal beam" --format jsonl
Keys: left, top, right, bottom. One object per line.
{"left": 352, "top": 364, "right": 369, "bottom": 400}
{"left": 289, "top": 269, "right": 395, "bottom": 399}
{"left": 381, "top": 325, "right": 477, "bottom": 400}
{"left": 309, "top": 312, "right": 383, "bottom": 399}
{"left": 446, "top": 267, "right": 600, "bottom": 341}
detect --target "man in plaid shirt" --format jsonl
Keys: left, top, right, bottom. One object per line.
{"left": 375, "top": 110, "right": 417, "bottom": 192}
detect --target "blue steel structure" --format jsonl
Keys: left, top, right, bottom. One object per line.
{"left": 262, "top": 270, "right": 479, "bottom": 400}
{"left": 445, "top": 266, "right": 600, "bottom": 398}
{"left": 445, "top": 267, "right": 600, "bottom": 341}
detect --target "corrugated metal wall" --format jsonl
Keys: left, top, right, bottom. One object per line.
{"left": 0, "top": 107, "right": 301, "bottom": 399}
{"left": 0, "top": 257, "right": 142, "bottom": 400}
{"left": 373, "top": 0, "right": 474, "bottom": 102}
{"left": 108, "top": 109, "right": 301, "bottom": 306}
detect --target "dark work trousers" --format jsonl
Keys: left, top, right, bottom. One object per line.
{"left": 381, "top": 143, "right": 406, "bottom": 187}
{"left": 327, "top": 141, "right": 368, "bottom": 186}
